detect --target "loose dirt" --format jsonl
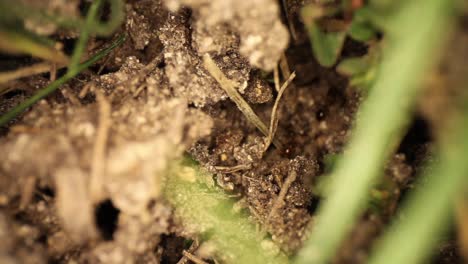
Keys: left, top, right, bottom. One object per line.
{"left": 0, "top": 0, "right": 465, "bottom": 263}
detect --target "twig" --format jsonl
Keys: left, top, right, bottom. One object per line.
{"left": 214, "top": 164, "right": 251, "bottom": 173}
{"left": 121, "top": 53, "right": 163, "bottom": 96}
{"left": 281, "top": 0, "right": 298, "bottom": 42}
{"left": 89, "top": 90, "right": 111, "bottom": 202}
{"left": 0, "top": 62, "right": 65, "bottom": 84}
{"left": 268, "top": 169, "right": 297, "bottom": 219}
{"left": 264, "top": 71, "right": 296, "bottom": 151}
{"left": 202, "top": 54, "right": 282, "bottom": 149}
{"left": 60, "top": 88, "right": 81, "bottom": 106}
{"left": 79, "top": 83, "right": 92, "bottom": 98}
{"left": 279, "top": 54, "right": 292, "bottom": 80}
{"left": 273, "top": 65, "right": 281, "bottom": 92}
{"left": 176, "top": 240, "right": 200, "bottom": 264}
{"left": 20, "top": 176, "right": 36, "bottom": 210}
{"left": 182, "top": 251, "right": 209, "bottom": 264}
{"left": 50, "top": 62, "right": 57, "bottom": 82}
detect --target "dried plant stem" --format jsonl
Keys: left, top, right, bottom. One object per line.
{"left": 90, "top": 90, "right": 111, "bottom": 202}
{"left": 0, "top": 62, "right": 64, "bottom": 84}
{"left": 265, "top": 71, "right": 296, "bottom": 151}
{"left": 273, "top": 65, "right": 281, "bottom": 92}
{"left": 182, "top": 251, "right": 209, "bottom": 264}
{"left": 269, "top": 169, "right": 297, "bottom": 219}
{"left": 202, "top": 54, "right": 283, "bottom": 149}
{"left": 279, "top": 53, "right": 292, "bottom": 80}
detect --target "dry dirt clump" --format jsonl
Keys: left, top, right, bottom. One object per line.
{"left": 17, "top": 0, "right": 81, "bottom": 36}
{"left": 164, "top": 0, "right": 290, "bottom": 71}
{"left": 159, "top": 0, "right": 284, "bottom": 107}
{"left": 0, "top": 54, "right": 212, "bottom": 262}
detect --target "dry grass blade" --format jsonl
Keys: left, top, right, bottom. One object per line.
{"left": 274, "top": 65, "right": 281, "bottom": 92}
{"left": 265, "top": 71, "right": 296, "bottom": 151}
{"left": 0, "top": 62, "right": 66, "bottom": 84}
{"left": 280, "top": 53, "right": 292, "bottom": 79}
{"left": 182, "top": 251, "right": 209, "bottom": 264}
{"left": 90, "top": 90, "right": 111, "bottom": 203}
{"left": 214, "top": 164, "right": 251, "bottom": 173}
{"left": 0, "top": 30, "right": 69, "bottom": 64}
{"left": 202, "top": 54, "right": 283, "bottom": 149}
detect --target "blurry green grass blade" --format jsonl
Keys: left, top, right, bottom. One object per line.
{"left": 165, "top": 157, "right": 288, "bottom": 264}
{"left": 369, "top": 114, "right": 468, "bottom": 264}
{"left": 301, "top": 6, "right": 346, "bottom": 67}
{"left": 348, "top": 10, "right": 378, "bottom": 42}
{"left": 94, "top": 0, "right": 125, "bottom": 36}
{"left": 0, "top": 29, "right": 68, "bottom": 64}
{"left": 305, "top": 22, "right": 346, "bottom": 67}
{"left": 337, "top": 56, "right": 372, "bottom": 76}
{"left": 337, "top": 48, "right": 380, "bottom": 90}
{"left": 68, "top": 0, "right": 103, "bottom": 73}
{"left": 295, "top": 0, "right": 455, "bottom": 263}
{"left": 0, "top": 35, "right": 125, "bottom": 127}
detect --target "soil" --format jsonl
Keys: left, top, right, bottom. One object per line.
{"left": 0, "top": 0, "right": 466, "bottom": 263}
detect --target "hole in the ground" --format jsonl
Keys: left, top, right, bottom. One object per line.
{"left": 36, "top": 186, "right": 55, "bottom": 198}
{"left": 316, "top": 109, "right": 326, "bottom": 121}
{"left": 398, "top": 116, "right": 432, "bottom": 164}
{"left": 307, "top": 195, "right": 321, "bottom": 214}
{"left": 2, "top": 90, "right": 26, "bottom": 99}
{"left": 160, "top": 234, "right": 188, "bottom": 264}
{"left": 95, "top": 199, "right": 120, "bottom": 241}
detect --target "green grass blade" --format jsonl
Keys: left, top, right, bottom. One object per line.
{"left": 68, "top": 0, "right": 103, "bottom": 73}
{"left": 369, "top": 112, "right": 468, "bottom": 264}
{"left": 295, "top": 0, "right": 455, "bottom": 263}
{"left": 94, "top": 0, "right": 125, "bottom": 36}
{"left": 0, "top": 35, "right": 125, "bottom": 127}
{"left": 301, "top": 5, "right": 346, "bottom": 67}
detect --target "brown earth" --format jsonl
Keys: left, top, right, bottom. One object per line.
{"left": 0, "top": 0, "right": 466, "bottom": 263}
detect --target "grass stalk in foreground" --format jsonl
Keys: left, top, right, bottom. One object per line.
{"left": 165, "top": 157, "right": 288, "bottom": 264}
{"left": 368, "top": 110, "right": 468, "bottom": 264}
{"left": 0, "top": 35, "right": 125, "bottom": 127}
{"left": 68, "top": 0, "right": 104, "bottom": 73}
{"left": 295, "top": 0, "right": 455, "bottom": 263}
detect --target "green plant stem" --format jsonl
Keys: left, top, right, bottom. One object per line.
{"left": 295, "top": 0, "right": 455, "bottom": 263}
{"left": 68, "top": 0, "right": 103, "bottom": 73}
{"left": 368, "top": 114, "right": 468, "bottom": 264}
{"left": 0, "top": 35, "right": 125, "bottom": 127}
